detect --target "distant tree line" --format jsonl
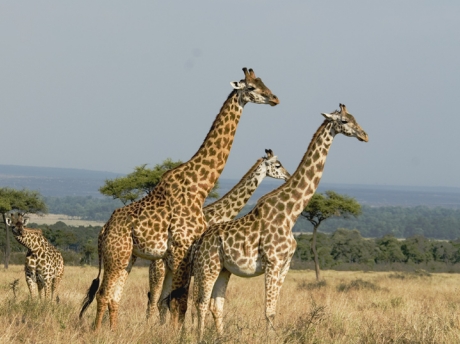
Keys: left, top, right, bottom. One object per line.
{"left": 43, "top": 196, "right": 123, "bottom": 221}
{"left": 294, "top": 228, "right": 460, "bottom": 272}
{"left": 294, "top": 205, "right": 460, "bottom": 240}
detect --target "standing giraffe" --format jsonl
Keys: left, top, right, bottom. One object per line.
{"left": 6, "top": 214, "right": 64, "bottom": 302}
{"left": 192, "top": 104, "right": 368, "bottom": 340}
{"left": 146, "top": 149, "right": 291, "bottom": 322}
{"left": 79, "top": 68, "right": 279, "bottom": 331}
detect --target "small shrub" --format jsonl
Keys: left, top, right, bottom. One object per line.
{"left": 282, "top": 298, "right": 327, "bottom": 343}
{"left": 298, "top": 280, "right": 327, "bottom": 291}
{"left": 389, "top": 269, "right": 432, "bottom": 280}
{"left": 337, "top": 279, "right": 381, "bottom": 292}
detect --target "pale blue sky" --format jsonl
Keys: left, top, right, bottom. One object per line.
{"left": 1, "top": 1, "right": 459, "bottom": 187}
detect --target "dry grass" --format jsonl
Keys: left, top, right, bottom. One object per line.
{"left": 1, "top": 266, "right": 460, "bottom": 343}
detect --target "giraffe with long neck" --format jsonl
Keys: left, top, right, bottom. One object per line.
{"left": 146, "top": 149, "right": 291, "bottom": 322}
{"left": 7, "top": 214, "right": 64, "bottom": 302}
{"left": 192, "top": 104, "right": 368, "bottom": 340}
{"left": 79, "top": 68, "right": 279, "bottom": 331}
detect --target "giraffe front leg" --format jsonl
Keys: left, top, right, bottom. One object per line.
{"left": 264, "top": 264, "right": 287, "bottom": 335}
{"left": 43, "top": 279, "right": 53, "bottom": 301}
{"left": 36, "top": 273, "right": 46, "bottom": 300}
{"left": 24, "top": 264, "right": 38, "bottom": 299}
{"left": 146, "top": 259, "right": 166, "bottom": 321}
{"left": 209, "top": 269, "right": 231, "bottom": 337}
{"left": 52, "top": 266, "right": 64, "bottom": 303}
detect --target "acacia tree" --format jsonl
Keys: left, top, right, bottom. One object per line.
{"left": 0, "top": 188, "right": 48, "bottom": 269}
{"left": 99, "top": 158, "right": 220, "bottom": 204}
{"left": 301, "top": 190, "right": 361, "bottom": 281}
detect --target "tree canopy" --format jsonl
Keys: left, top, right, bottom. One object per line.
{"left": 99, "top": 158, "right": 220, "bottom": 204}
{"left": 0, "top": 187, "right": 48, "bottom": 215}
{"left": 301, "top": 190, "right": 362, "bottom": 227}
{"left": 301, "top": 191, "right": 362, "bottom": 280}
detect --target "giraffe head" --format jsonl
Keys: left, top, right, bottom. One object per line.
{"left": 6, "top": 214, "right": 41, "bottom": 247}
{"left": 263, "top": 149, "right": 291, "bottom": 180}
{"left": 230, "top": 68, "right": 279, "bottom": 106}
{"left": 321, "top": 104, "right": 369, "bottom": 142}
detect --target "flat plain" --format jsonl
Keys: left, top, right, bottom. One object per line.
{"left": 1, "top": 265, "right": 460, "bottom": 343}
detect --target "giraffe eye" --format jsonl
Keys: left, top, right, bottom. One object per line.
{"left": 341, "top": 120, "right": 348, "bottom": 124}
{"left": 247, "top": 86, "right": 256, "bottom": 91}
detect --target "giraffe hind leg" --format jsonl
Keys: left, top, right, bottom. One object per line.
{"left": 95, "top": 267, "right": 130, "bottom": 331}
{"left": 209, "top": 269, "right": 231, "bottom": 337}
{"left": 157, "top": 264, "right": 172, "bottom": 325}
{"left": 146, "top": 259, "right": 166, "bottom": 322}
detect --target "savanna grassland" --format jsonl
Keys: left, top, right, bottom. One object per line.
{"left": 1, "top": 266, "right": 460, "bottom": 343}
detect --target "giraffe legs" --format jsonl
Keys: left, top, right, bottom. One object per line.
{"left": 193, "top": 255, "right": 223, "bottom": 341}
{"left": 209, "top": 269, "right": 231, "bottom": 337}
{"left": 167, "top": 242, "right": 196, "bottom": 330}
{"left": 24, "top": 257, "right": 38, "bottom": 299}
{"left": 157, "top": 265, "right": 173, "bottom": 324}
{"left": 264, "top": 262, "right": 291, "bottom": 334}
{"left": 146, "top": 259, "right": 169, "bottom": 324}
{"left": 168, "top": 264, "right": 190, "bottom": 329}
{"left": 95, "top": 267, "right": 130, "bottom": 331}
{"left": 195, "top": 272, "right": 217, "bottom": 341}
{"left": 93, "top": 251, "right": 134, "bottom": 331}
{"left": 52, "top": 266, "right": 64, "bottom": 302}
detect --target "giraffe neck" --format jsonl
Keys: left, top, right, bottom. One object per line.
{"left": 203, "top": 157, "right": 265, "bottom": 224}
{"left": 175, "top": 90, "right": 244, "bottom": 197}
{"left": 256, "top": 120, "right": 334, "bottom": 222}
{"left": 15, "top": 230, "right": 45, "bottom": 252}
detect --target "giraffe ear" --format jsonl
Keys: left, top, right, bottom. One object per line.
{"left": 23, "top": 218, "right": 29, "bottom": 226}
{"left": 321, "top": 112, "right": 333, "bottom": 120}
{"left": 5, "top": 218, "right": 11, "bottom": 226}
{"left": 230, "top": 81, "right": 244, "bottom": 90}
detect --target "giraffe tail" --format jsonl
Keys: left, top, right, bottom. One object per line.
{"left": 79, "top": 276, "right": 100, "bottom": 319}
{"left": 79, "top": 229, "right": 103, "bottom": 319}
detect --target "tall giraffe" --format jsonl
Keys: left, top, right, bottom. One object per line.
{"left": 146, "top": 149, "right": 291, "bottom": 322}
{"left": 6, "top": 214, "right": 64, "bottom": 302}
{"left": 79, "top": 68, "right": 279, "bottom": 331}
{"left": 192, "top": 104, "right": 368, "bottom": 340}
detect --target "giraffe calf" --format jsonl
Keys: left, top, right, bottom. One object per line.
{"left": 7, "top": 214, "right": 64, "bottom": 302}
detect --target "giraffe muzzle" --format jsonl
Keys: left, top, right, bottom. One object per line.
{"left": 269, "top": 95, "right": 280, "bottom": 106}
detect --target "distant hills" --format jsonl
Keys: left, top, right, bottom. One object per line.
{"left": 0, "top": 164, "right": 122, "bottom": 198}
{"left": 1, "top": 164, "right": 460, "bottom": 208}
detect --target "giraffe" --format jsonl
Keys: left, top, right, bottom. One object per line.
{"left": 192, "top": 104, "right": 368, "bottom": 340}
{"left": 6, "top": 213, "right": 64, "bottom": 302}
{"left": 79, "top": 68, "right": 279, "bottom": 331}
{"left": 146, "top": 149, "right": 291, "bottom": 323}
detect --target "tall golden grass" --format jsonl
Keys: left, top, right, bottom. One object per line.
{"left": 1, "top": 265, "right": 460, "bottom": 343}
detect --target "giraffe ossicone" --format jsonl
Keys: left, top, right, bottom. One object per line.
{"left": 79, "top": 68, "right": 279, "bottom": 331}
{"left": 192, "top": 104, "right": 368, "bottom": 341}
{"left": 7, "top": 213, "right": 64, "bottom": 302}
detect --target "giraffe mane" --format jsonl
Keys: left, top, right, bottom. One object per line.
{"left": 253, "top": 119, "right": 329, "bottom": 206}
{"left": 205, "top": 157, "right": 265, "bottom": 209}
{"left": 183, "top": 89, "right": 239, "bottom": 164}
